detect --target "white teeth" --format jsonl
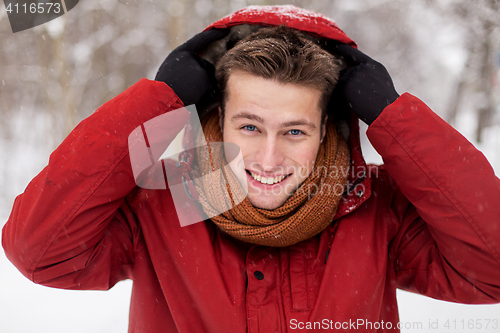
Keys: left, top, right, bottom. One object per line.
{"left": 250, "top": 172, "right": 286, "bottom": 185}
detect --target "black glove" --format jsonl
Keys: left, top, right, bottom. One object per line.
{"left": 155, "top": 28, "right": 230, "bottom": 107}
{"left": 328, "top": 43, "right": 399, "bottom": 125}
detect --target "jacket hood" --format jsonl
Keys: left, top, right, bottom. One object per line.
{"left": 191, "top": 5, "right": 371, "bottom": 218}
{"left": 205, "top": 5, "right": 356, "bottom": 47}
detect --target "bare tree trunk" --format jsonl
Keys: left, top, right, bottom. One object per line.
{"left": 54, "top": 20, "right": 76, "bottom": 137}
{"left": 476, "top": 23, "right": 495, "bottom": 143}
{"left": 446, "top": 48, "right": 473, "bottom": 126}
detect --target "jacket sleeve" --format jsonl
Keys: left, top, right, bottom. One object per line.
{"left": 2, "top": 78, "right": 189, "bottom": 290}
{"left": 367, "top": 93, "right": 500, "bottom": 303}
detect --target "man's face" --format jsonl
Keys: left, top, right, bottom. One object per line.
{"left": 221, "top": 71, "right": 326, "bottom": 210}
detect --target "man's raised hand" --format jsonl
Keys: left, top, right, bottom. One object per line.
{"left": 155, "top": 28, "right": 230, "bottom": 106}
{"left": 328, "top": 43, "right": 399, "bottom": 125}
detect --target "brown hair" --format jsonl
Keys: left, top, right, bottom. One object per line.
{"left": 215, "top": 25, "right": 340, "bottom": 125}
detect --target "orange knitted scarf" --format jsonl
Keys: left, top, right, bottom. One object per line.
{"left": 192, "top": 112, "right": 350, "bottom": 247}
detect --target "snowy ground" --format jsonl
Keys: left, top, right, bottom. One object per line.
{"left": 0, "top": 249, "right": 132, "bottom": 333}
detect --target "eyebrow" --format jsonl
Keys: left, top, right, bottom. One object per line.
{"left": 231, "top": 113, "right": 264, "bottom": 123}
{"left": 231, "top": 112, "right": 317, "bottom": 130}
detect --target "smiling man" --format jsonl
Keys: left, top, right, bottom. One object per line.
{"left": 223, "top": 71, "right": 326, "bottom": 210}
{"left": 216, "top": 27, "right": 336, "bottom": 211}
{"left": 188, "top": 26, "right": 351, "bottom": 247}
{"left": 3, "top": 5, "right": 500, "bottom": 333}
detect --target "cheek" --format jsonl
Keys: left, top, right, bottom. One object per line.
{"left": 294, "top": 144, "right": 320, "bottom": 173}
{"left": 223, "top": 128, "right": 251, "bottom": 158}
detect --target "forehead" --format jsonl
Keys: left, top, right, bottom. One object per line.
{"left": 225, "top": 71, "right": 322, "bottom": 123}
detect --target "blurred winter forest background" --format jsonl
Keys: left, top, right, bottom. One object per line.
{"left": 1, "top": 0, "right": 500, "bottom": 332}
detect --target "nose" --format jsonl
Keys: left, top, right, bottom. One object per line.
{"left": 255, "top": 136, "right": 285, "bottom": 172}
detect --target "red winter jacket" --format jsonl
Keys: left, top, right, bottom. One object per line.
{"left": 3, "top": 5, "right": 500, "bottom": 333}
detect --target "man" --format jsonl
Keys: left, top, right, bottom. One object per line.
{"left": 3, "top": 5, "right": 500, "bottom": 333}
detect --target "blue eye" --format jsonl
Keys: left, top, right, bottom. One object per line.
{"left": 243, "top": 125, "right": 257, "bottom": 131}
{"left": 288, "top": 129, "right": 303, "bottom": 136}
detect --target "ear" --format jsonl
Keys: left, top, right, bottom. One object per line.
{"left": 218, "top": 106, "right": 224, "bottom": 132}
{"left": 320, "top": 115, "right": 328, "bottom": 143}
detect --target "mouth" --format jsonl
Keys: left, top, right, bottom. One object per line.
{"left": 246, "top": 170, "right": 292, "bottom": 186}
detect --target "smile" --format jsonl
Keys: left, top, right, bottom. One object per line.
{"left": 247, "top": 170, "right": 290, "bottom": 185}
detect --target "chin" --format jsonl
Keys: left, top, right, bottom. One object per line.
{"left": 247, "top": 195, "right": 288, "bottom": 210}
